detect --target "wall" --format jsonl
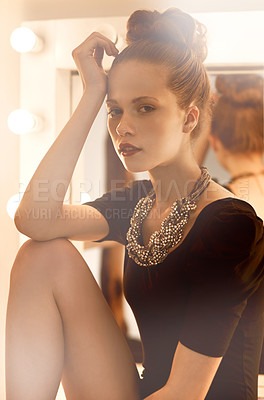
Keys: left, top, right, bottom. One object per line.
{"left": 1, "top": 1, "right": 264, "bottom": 399}
{"left": 19, "top": 0, "right": 264, "bottom": 20}
{"left": 0, "top": 1, "right": 21, "bottom": 399}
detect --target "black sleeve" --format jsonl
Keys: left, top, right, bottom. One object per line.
{"left": 179, "top": 200, "right": 264, "bottom": 357}
{"left": 82, "top": 180, "right": 152, "bottom": 245}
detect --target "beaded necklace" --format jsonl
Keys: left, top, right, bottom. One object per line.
{"left": 126, "top": 167, "right": 211, "bottom": 267}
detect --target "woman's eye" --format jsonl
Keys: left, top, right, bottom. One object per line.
{"left": 139, "top": 105, "right": 155, "bottom": 113}
{"left": 107, "top": 108, "right": 122, "bottom": 118}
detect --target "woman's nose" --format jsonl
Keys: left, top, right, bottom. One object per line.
{"left": 116, "top": 116, "right": 135, "bottom": 137}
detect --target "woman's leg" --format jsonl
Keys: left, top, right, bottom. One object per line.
{"left": 6, "top": 238, "right": 140, "bottom": 400}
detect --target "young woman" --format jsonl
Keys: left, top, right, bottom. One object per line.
{"left": 209, "top": 73, "right": 264, "bottom": 221}
{"left": 6, "top": 9, "right": 264, "bottom": 400}
{"left": 209, "top": 73, "right": 264, "bottom": 374}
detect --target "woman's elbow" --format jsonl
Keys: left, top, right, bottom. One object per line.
{"left": 14, "top": 209, "right": 54, "bottom": 241}
{"left": 14, "top": 209, "right": 27, "bottom": 233}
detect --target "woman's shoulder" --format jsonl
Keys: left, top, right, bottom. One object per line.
{"left": 198, "top": 179, "right": 262, "bottom": 228}
{"left": 194, "top": 196, "right": 263, "bottom": 256}
{"left": 200, "top": 196, "right": 260, "bottom": 222}
{"left": 201, "top": 196, "right": 258, "bottom": 218}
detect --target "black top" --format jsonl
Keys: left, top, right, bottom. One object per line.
{"left": 85, "top": 180, "right": 264, "bottom": 399}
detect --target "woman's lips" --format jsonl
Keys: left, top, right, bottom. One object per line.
{"left": 118, "top": 143, "right": 141, "bottom": 157}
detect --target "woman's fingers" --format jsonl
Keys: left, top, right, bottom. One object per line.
{"left": 94, "top": 45, "right": 119, "bottom": 68}
{"left": 71, "top": 32, "right": 118, "bottom": 92}
{"left": 90, "top": 31, "right": 119, "bottom": 56}
{"left": 72, "top": 32, "right": 118, "bottom": 61}
{"left": 94, "top": 46, "right": 104, "bottom": 68}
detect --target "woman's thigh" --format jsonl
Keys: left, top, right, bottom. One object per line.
{"left": 7, "top": 238, "right": 141, "bottom": 400}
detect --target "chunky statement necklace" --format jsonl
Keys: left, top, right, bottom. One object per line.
{"left": 126, "top": 167, "right": 211, "bottom": 267}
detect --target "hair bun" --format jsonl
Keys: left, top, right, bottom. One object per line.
{"left": 215, "top": 74, "right": 264, "bottom": 106}
{"left": 126, "top": 8, "right": 207, "bottom": 62}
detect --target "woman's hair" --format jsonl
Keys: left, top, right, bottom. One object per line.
{"left": 211, "top": 74, "right": 264, "bottom": 153}
{"left": 109, "top": 8, "right": 212, "bottom": 137}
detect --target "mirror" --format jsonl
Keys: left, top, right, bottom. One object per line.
{"left": 17, "top": 12, "right": 264, "bottom": 399}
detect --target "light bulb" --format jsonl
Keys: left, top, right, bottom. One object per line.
{"left": 7, "top": 193, "right": 22, "bottom": 219}
{"left": 8, "top": 109, "right": 43, "bottom": 135}
{"left": 80, "top": 192, "right": 91, "bottom": 204}
{"left": 10, "top": 27, "right": 43, "bottom": 53}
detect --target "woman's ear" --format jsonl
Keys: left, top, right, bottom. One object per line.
{"left": 183, "top": 106, "right": 199, "bottom": 133}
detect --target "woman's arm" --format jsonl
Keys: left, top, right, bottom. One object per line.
{"left": 15, "top": 33, "right": 118, "bottom": 241}
{"left": 145, "top": 342, "right": 222, "bottom": 400}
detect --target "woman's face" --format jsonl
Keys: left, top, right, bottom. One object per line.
{"left": 106, "top": 60, "right": 188, "bottom": 173}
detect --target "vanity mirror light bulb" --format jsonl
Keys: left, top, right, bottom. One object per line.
{"left": 7, "top": 193, "right": 22, "bottom": 219}
{"left": 8, "top": 109, "right": 43, "bottom": 135}
{"left": 10, "top": 27, "right": 43, "bottom": 53}
{"left": 80, "top": 192, "right": 91, "bottom": 204}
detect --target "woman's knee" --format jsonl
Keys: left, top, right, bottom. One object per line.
{"left": 10, "top": 238, "right": 81, "bottom": 285}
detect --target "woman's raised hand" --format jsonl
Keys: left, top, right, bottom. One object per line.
{"left": 72, "top": 32, "right": 119, "bottom": 95}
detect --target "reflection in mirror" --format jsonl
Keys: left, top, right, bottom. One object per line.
{"left": 204, "top": 71, "right": 264, "bottom": 381}
{"left": 204, "top": 67, "right": 264, "bottom": 187}
{"left": 204, "top": 70, "right": 264, "bottom": 222}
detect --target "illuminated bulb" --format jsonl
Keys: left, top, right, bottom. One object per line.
{"left": 10, "top": 27, "right": 43, "bottom": 53}
{"left": 8, "top": 109, "right": 43, "bottom": 135}
{"left": 7, "top": 193, "right": 22, "bottom": 219}
{"left": 80, "top": 192, "right": 91, "bottom": 204}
